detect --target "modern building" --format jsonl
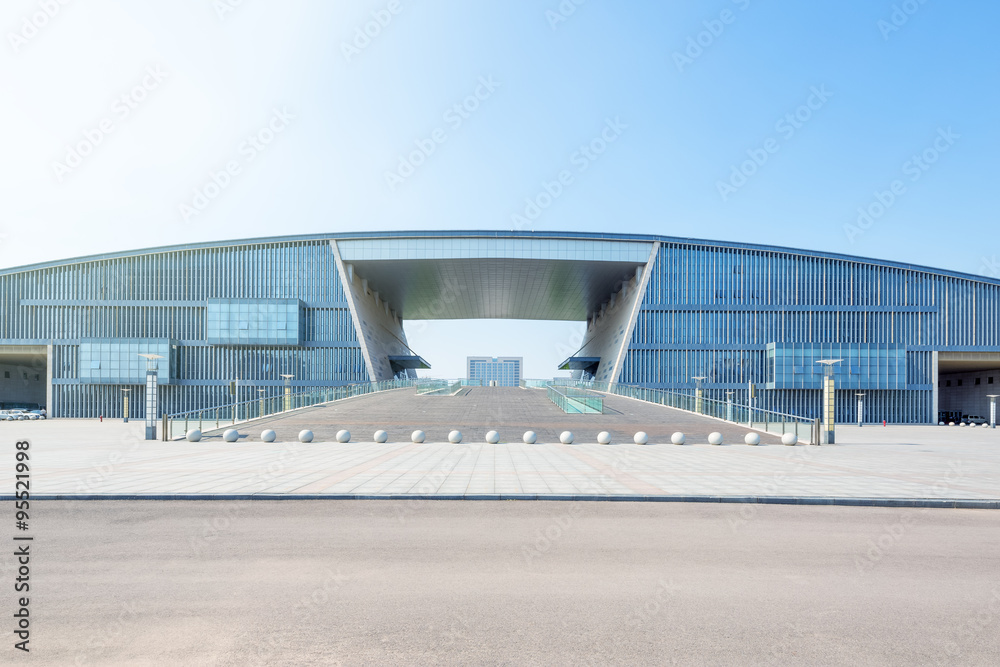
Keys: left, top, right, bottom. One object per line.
{"left": 467, "top": 356, "right": 522, "bottom": 387}
{"left": 1, "top": 230, "right": 998, "bottom": 423}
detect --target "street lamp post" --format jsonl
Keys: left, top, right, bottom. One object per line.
{"left": 280, "top": 374, "right": 294, "bottom": 412}
{"left": 816, "top": 359, "right": 844, "bottom": 444}
{"left": 988, "top": 395, "right": 999, "bottom": 429}
{"left": 121, "top": 388, "right": 131, "bottom": 423}
{"left": 692, "top": 376, "right": 707, "bottom": 415}
{"left": 138, "top": 353, "right": 164, "bottom": 440}
{"left": 855, "top": 393, "right": 865, "bottom": 428}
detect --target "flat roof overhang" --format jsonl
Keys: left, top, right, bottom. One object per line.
{"left": 388, "top": 355, "right": 431, "bottom": 371}
{"left": 558, "top": 356, "right": 601, "bottom": 372}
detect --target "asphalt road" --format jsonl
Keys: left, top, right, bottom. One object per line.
{"left": 8, "top": 501, "right": 1000, "bottom": 666}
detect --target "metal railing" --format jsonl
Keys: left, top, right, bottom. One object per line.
{"left": 528, "top": 378, "right": 817, "bottom": 443}
{"left": 547, "top": 384, "right": 604, "bottom": 414}
{"left": 164, "top": 378, "right": 420, "bottom": 440}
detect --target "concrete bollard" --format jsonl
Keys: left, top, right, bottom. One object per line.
{"left": 336, "top": 429, "right": 351, "bottom": 443}
{"left": 186, "top": 429, "right": 202, "bottom": 442}
{"left": 559, "top": 431, "right": 574, "bottom": 444}
{"left": 744, "top": 432, "right": 760, "bottom": 446}
{"left": 633, "top": 431, "right": 649, "bottom": 445}
{"left": 374, "top": 430, "right": 388, "bottom": 443}
{"left": 298, "top": 429, "right": 314, "bottom": 443}
{"left": 708, "top": 432, "right": 723, "bottom": 445}
{"left": 223, "top": 429, "right": 239, "bottom": 443}
{"left": 523, "top": 431, "right": 537, "bottom": 444}
{"left": 671, "top": 432, "right": 686, "bottom": 445}
{"left": 261, "top": 429, "right": 276, "bottom": 443}
{"left": 781, "top": 432, "right": 798, "bottom": 446}
{"left": 597, "top": 431, "right": 612, "bottom": 445}
{"left": 411, "top": 430, "right": 425, "bottom": 443}
{"left": 448, "top": 430, "right": 463, "bottom": 443}
{"left": 485, "top": 430, "right": 500, "bottom": 444}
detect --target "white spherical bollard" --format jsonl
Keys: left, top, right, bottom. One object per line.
{"left": 485, "top": 430, "right": 500, "bottom": 444}
{"left": 597, "top": 431, "right": 612, "bottom": 445}
{"left": 781, "top": 432, "right": 798, "bottom": 446}
{"left": 744, "top": 432, "right": 761, "bottom": 446}
{"left": 411, "top": 430, "right": 425, "bottom": 443}
{"left": 223, "top": 429, "right": 239, "bottom": 443}
{"left": 448, "top": 430, "right": 463, "bottom": 443}
{"left": 186, "top": 429, "right": 202, "bottom": 442}
{"left": 260, "top": 429, "right": 276, "bottom": 443}
{"left": 959, "top": 422, "right": 966, "bottom": 427}
{"left": 523, "top": 431, "right": 537, "bottom": 444}
{"left": 708, "top": 432, "right": 724, "bottom": 445}
{"left": 633, "top": 431, "right": 649, "bottom": 445}
{"left": 298, "top": 429, "right": 313, "bottom": 443}
{"left": 939, "top": 421, "right": 945, "bottom": 426}
{"left": 671, "top": 432, "right": 686, "bottom": 445}
{"left": 948, "top": 422, "right": 955, "bottom": 427}
{"left": 336, "top": 429, "right": 351, "bottom": 443}
{"left": 559, "top": 431, "right": 574, "bottom": 444}
{"left": 373, "top": 430, "right": 388, "bottom": 443}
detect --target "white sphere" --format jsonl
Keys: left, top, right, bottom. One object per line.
{"left": 448, "top": 430, "right": 463, "bottom": 443}
{"left": 597, "top": 431, "right": 612, "bottom": 444}
{"left": 373, "top": 430, "right": 388, "bottom": 443}
{"left": 485, "top": 430, "right": 500, "bottom": 444}
{"left": 939, "top": 421, "right": 945, "bottom": 426}
{"left": 671, "top": 432, "right": 686, "bottom": 445}
{"left": 336, "top": 429, "right": 351, "bottom": 443}
{"left": 185, "top": 429, "right": 201, "bottom": 442}
{"left": 948, "top": 422, "right": 955, "bottom": 427}
{"left": 633, "top": 431, "right": 648, "bottom": 445}
{"left": 744, "top": 432, "right": 760, "bottom": 445}
{"left": 223, "top": 429, "right": 239, "bottom": 443}
{"left": 960, "top": 422, "right": 967, "bottom": 427}
{"left": 781, "top": 432, "right": 798, "bottom": 446}
{"left": 708, "top": 432, "right": 724, "bottom": 445}
{"left": 522, "top": 431, "right": 537, "bottom": 444}
{"left": 260, "top": 429, "right": 276, "bottom": 443}
{"left": 411, "top": 430, "right": 425, "bottom": 443}
{"left": 559, "top": 431, "right": 574, "bottom": 444}
{"left": 298, "top": 429, "right": 314, "bottom": 443}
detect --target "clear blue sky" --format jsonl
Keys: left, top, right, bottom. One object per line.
{"left": 1, "top": 0, "right": 997, "bottom": 377}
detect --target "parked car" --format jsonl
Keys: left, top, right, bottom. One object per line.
{"left": 0, "top": 411, "right": 14, "bottom": 421}
{"left": 4, "top": 410, "right": 25, "bottom": 420}
{"left": 8, "top": 410, "right": 34, "bottom": 421}
{"left": 964, "top": 415, "right": 987, "bottom": 425}
{"left": 28, "top": 410, "right": 46, "bottom": 420}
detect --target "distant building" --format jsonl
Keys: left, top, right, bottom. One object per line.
{"left": 468, "top": 357, "right": 522, "bottom": 387}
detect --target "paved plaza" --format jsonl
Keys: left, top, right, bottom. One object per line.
{"left": 4, "top": 404, "right": 999, "bottom": 502}
{"left": 208, "top": 386, "right": 786, "bottom": 446}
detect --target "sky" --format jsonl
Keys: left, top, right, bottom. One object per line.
{"left": 1, "top": 0, "right": 997, "bottom": 378}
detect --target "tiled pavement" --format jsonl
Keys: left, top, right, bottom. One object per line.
{"left": 6, "top": 410, "right": 1000, "bottom": 504}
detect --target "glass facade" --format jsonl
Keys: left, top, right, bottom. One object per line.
{"left": 78, "top": 339, "right": 175, "bottom": 384}
{"left": 206, "top": 299, "right": 303, "bottom": 346}
{"left": 468, "top": 357, "right": 522, "bottom": 387}
{"left": 0, "top": 231, "right": 997, "bottom": 422}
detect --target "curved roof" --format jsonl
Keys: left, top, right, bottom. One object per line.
{"left": 2, "top": 230, "right": 998, "bottom": 288}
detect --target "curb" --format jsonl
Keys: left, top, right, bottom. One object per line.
{"left": 3, "top": 494, "right": 998, "bottom": 509}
